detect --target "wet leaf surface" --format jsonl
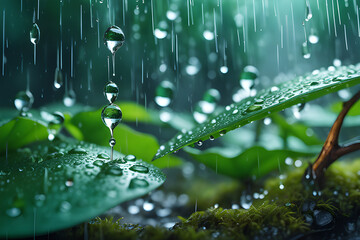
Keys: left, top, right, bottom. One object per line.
{"left": 154, "top": 64, "right": 360, "bottom": 160}
{"left": 0, "top": 140, "right": 165, "bottom": 238}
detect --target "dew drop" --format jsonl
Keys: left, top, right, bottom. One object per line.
{"left": 246, "top": 105, "right": 262, "bottom": 112}
{"left": 124, "top": 155, "right": 136, "bottom": 161}
{"left": 63, "top": 89, "right": 76, "bottom": 107}
{"left": 105, "top": 165, "right": 123, "bottom": 176}
{"left": 6, "top": 207, "right": 22, "bottom": 217}
{"left": 129, "top": 178, "right": 149, "bottom": 189}
{"left": 93, "top": 160, "right": 104, "bottom": 167}
{"left": 68, "top": 147, "right": 87, "bottom": 154}
{"left": 109, "top": 138, "right": 116, "bottom": 147}
{"left": 196, "top": 140, "right": 203, "bottom": 147}
{"left": 129, "top": 165, "right": 149, "bottom": 173}
{"left": 97, "top": 153, "right": 110, "bottom": 160}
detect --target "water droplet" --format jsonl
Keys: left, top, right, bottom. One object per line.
{"left": 65, "top": 179, "right": 74, "bottom": 187}
{"left": 109, "top": 138, "right": 116, "bottom": 147}
{"left": 203, "top": 30, "right": 214, "bottom": 41}
{"left": 54, "top": 68, "right": 63, "bottom": 89}
{"left": 124, "top": 155, "right": 136, "bottom": 162}
{"left": 246, "top": 104, "right": 262, "bottom": 113}
{"left": 59, "top": 201, "right": 72, "bottom": 212}
{"left": 93, "top": 160, "right": 104, "bottom": 167}
{"left": 209, "top": 135, "right": 215, "bottom": 141}
{"left": 14, "top": 91, "right": 34, "bottom": 112}
{"left": 240, "top": 193, "right": 252, "bottom": 209}
{"left": 103, "top": 81, "right": 119, "bottom": 104}
{"left": 154, "top": 21, "right": 168, "bottom": 39}
{"left": 97, "top": 153, "right": 110, "bottom": 160}
{"left": 105, "top": 165, "right": 123, "bottom": 176}
{"left": 101, "top": 104, "right": 123, "bottom": 131}
{"left": 129, "top": 178, "right": 149, "bottom": 189}
{"left": 129, "top": 165, "right": 149, "bottom": 173}
{"left": 302, "top": 41, "right": 311, "bottom": 59}
{"left": 34, "top": 194, "right": 46, "bottom": 207}
{"left": 104, "top": 25, "right": 125, "bottom": 54}
{"left": 155, "top": 81, "right": 174, "bottom": 107}
{"left": 305, "top": 2, "right": 312, "bottom": 21}
{"left": 240, "top": 66, "right": 259, "bottom": 92}
{"left": 63, "top": 89, "right": 76, "bottom": 107}
{"left": 30, "top": 23, "right": 40, "bottom": 45}
{"left": 6, "top": 207, "right": 21, "bottom": 217}
{"left": 308, "top": 28, "right": 319, "bottom": 44}
{"left": 196, "top": 140, "right": 203, "bottom": 147}
{"left": 68, "top": 147, "right": 87, "bottom": 154}
{"left": 219, "top": 130, "right": 226, "bottom": 136}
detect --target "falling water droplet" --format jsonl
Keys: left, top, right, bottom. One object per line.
{"left": 129, "top": 165, "right": 149, "bottom": 173}
{"left": 63, "top": 89, "right": 76, "bottom": 107}
{"left": 101, "top": 104, "right": 122, "bottom": 131}
{"left": 109, "top": 138, "right": 116, "bottom": 147}
{"left": 305, "top": 2, "right": 312, "bottom": 21}
{"left": 30, "top": 23, "right": 40, "bottom": 45}
{"left": 240, "top": 66, "right": 258, "bottom": 92}
{"left": 155, "top": 81, "right": 174, "bottom": 107}
{"left": 104, "top": 25, "right": 125, "bottom": 55}
{"left": 103, "top": 81, "right": 119, "bottom": 104}
{"left": 68, "top": 147, "right": 87, "bottom": 154}
{"left": 54, "top": 67, "right": 63, "bottom": 89}
{"left": 302, "top": 41, "right": 311, "bottom": 59}
{"left": 14, "top": 90, "right": 34, "bottom": 113}
{"left": 308, "top": 28, "right": 319, "bottom": 44}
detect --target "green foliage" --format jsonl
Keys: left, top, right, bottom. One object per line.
{"left": 153, "top": 65, "right": 360, "bottom": 160}
{"left": 184, "top": 146, "right": 314, "bottom": 179}
{"left": 0, "top": 139, "right": 165, "bottom": 238}
{"left": 69, "top": 107, "right": 183, "bottom": 168}
{"left": 331, "top": 100, "right": 360, "bottom": 116}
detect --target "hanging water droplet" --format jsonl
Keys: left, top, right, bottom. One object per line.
{"left": 129, "top": 178, "right": 149, "bottom": 189}
{"left": 240, "top": 66, "right": 259, "bottom": 92}
{"left": 196, "top": 140, "right": 203, "bottom": 147}
{"left": 101, "top": 104, "right": 123, "bottom": 131}
{"left": 54, "top": 68, "right": 63, "bottom": 89}
{"left": 305, "top": 2, "right": 312, "bottom": 22}
{"left": 109, "top": 138, "right": 116, "bottom": 147}
{"left": 219, "top": 130, "right": 226, "bottom": 136}
{"left": 129, "top": 165, "right": 149, "bottom": 173}
{"left": 14, "top": 90, "right": 34, "bottom": 113}
{"left": 103, "top": 81, "right": 119, "bottom": 104}
{"left": 30, "top": 23, "right": 40, "bottom": 45}
{"left": 154, "top": 21, "right": 168, "bottom": 39}
{"left": 155, "top": 81, "right": 175, "bottom": 107}
{"left": 302, "top": 41, "right": 311, "bottom": 59}
{"left": 63, "top": 89, "right": 76, "bottom": 107}
{"left": 209, "top": 135, "right": 215, "bottom": 141}
{"left": 104, "top": 25, "right": 125, "bottom": 54}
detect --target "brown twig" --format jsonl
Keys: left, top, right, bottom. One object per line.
{"left": 303, "top": 90, "right": 360, "bottom": 187}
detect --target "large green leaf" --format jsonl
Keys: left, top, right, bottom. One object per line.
{"left": 0, "top": 117, "right": 48, "bottom": 153}
{"left": 184, "top": 146, "right": 314, "bottom": 179}
{"left": 70, "top": 109, "right": 182, "bottom": 168}
{"left": 153, "top": 64, "right": 360, "bottom": 160}
{"left": 0, "top": 140, "right": 165, "bottom": 238}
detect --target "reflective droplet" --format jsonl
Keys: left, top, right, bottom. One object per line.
{"left": 30, "top": 23, "right": 40, "bottom": 45}
{"left": 54, "top": 68, "right": 63, "bottom": 89}
{"left": 209, "top": 135, "right": 215, "bottom": 141}
{"left": 196, "top": 140, "right": 203, "bottom": 147}
{"left": 155, "top": 81, "right": 174, "bottom": 107}
{"left": 68, "top": 147, "right": 87, "bottom": 154}
{"left": 203, "top": 30, "right": 214, "bottom": 41}
{"left": 105, "top": 165, "right": 123, "bottom": 176}
{"left": 104, "top": 25, "right": 125, "bottom": 54}
{"left": 97, "top": 153, "right": 110, "bottom": 160}
{"left": 59, "top": 201, "right": 72, "bottom": 212}
{"left": 101, "top": 104, "right": 123, "bottom": 131}
{"left": 240, "top": 66, "right": 259, "bottom": 92}
{"left": 103, "top": 81, "right": 119, "bottom": 104}
{"left": 129, "top": 165, "right": 149, "bottom": 173}
{"left": 65, "top": 179, "right": 74, "bottom": 187}
{"left": 14, "top": 90, "right": 34, "bottom": 112}
{"left": 129, "top": 178, "right": 149, "bottom": 189}
{"left": 93, "top": 160, "right": 104, "bottom": 167}
{"left": 219, "top": 130, "right": 226, "bottom": 136}
{"left": 124, "top": 155, "right": 136, "bottom": 161}
{"left": 305, "top": 2, "right": 312, "bottom": 21}
{"left": 246, "top": 105, "right": 262, "bottom": 112}
{"left": 109, "top": 138, "right": 116, "bottom": 147}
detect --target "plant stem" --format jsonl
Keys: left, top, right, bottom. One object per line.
{"left": 304, "top": 90, "right": 360, "bottom": 186}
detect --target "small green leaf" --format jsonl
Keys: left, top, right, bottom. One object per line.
{"left": 184, "top": 146, "right": 314, "bottom": 179}
{"left": 0, "top": 117, "right": 48, "bottom": 153}
{"left": 0, "top": 140, "right": 165, "bottom": 238}
{"left": 70, "top": 109, "right": 182, "bottom": 168}
{"left": 153, "top": 64, "right": 360, "bottom": 160}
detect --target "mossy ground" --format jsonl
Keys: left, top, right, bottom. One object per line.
{"left": 29, "top": 159, "right": 360, "bottom": 240}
